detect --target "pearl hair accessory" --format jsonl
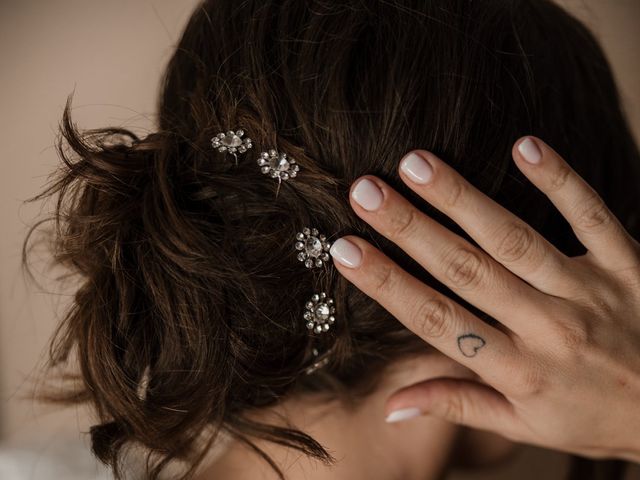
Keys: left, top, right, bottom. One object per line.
{"left": 295, "top": 227, "right": 332, "bottom": 269}
{"left": 257, "top": 149, "right": 300, "bottom": 198}
{"left": 211, "top": 129, "right": 253, "bottom": 165}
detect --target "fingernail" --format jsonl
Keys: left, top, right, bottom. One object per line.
{"left": 329, "top": 238, "right": 362, "bottom": 268}
{"left": 517, "top": 137, "right": 542, "bottom": 164}
{"left": 385, "top": 407, "right": 423, "bottom": 423}
{"left": 400, "top": 152, "right": 433, "bottom": 184}
{"left": 351, "top": 178, "right": 383, "bottom": 211}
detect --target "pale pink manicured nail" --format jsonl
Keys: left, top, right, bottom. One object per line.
{"left": 385, "top": 407, "right": 422, "bottom": 423}
{"left": 329, "top": 238, "right": 362, "bottom": 268}
{"left": 351, "top": 178, "right": 383, "bottom": 211}
{"left": 400, "top": 152, "right": 433, "bottom": 184}
{"left": 518, "top": 137, "right": 542, "bottom": 164}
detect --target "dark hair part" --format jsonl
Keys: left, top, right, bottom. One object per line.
{"left": 23, "top": 0, "right": 639, "bottom": 478}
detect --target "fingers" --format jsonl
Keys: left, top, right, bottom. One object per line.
{"left": 512, "top": 136, "right": 639, "bottom": 272}
{"left": 329, "top": 235, "right": 522, "bottom": 390}
{"left": 396, "top": 150, "right": 575, "bottom": 296}
{"left": 347, "top": 176, "right": 550, "bottom": 337}
{"left": 384, "top": 378, "right": 517, "bottom": 436}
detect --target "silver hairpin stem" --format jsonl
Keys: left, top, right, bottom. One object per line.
{"left": 136, "top": 365, "right": 151, "bottom": 401}
{"left": 304, "top": 346, "right": 335, "bottom": 375}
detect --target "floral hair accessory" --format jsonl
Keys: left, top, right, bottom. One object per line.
{"left": 295, "top": 227, "right": 332, "bottom": 269}
{"left": 304, "top": 292, "right": 337, "bottom": 334}
{"left": 211, "top": 129, "right": 253, "bottom": 165}
{"left": 257, "top": 149, "right": 300, "bottom": 198}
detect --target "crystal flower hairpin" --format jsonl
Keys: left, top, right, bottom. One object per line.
{"left": 295, "top": 227, "right": 332, "bottom": 269}
{"left": 211, "top": 127, "right": 335, "bottom": 375}
{"left": 211, "top": 128, "right": 300, "bottom": 197}
{"left": 257, "top": 149, "right": 299, "bottom": 198}
{"left": 211, "top": 129, "right": 253, "bottom": 165}
{"left": 304, "top": 292, "right": 336, "bottom": 334}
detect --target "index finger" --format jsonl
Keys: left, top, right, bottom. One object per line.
{"left": 329, "top": 234, "right": 527, "bottom": 395}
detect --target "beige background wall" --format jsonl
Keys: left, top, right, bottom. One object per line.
{"left": 1, "top": 1, "right": 638, "bottom": 478}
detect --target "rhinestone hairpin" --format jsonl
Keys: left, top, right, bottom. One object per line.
{"left": 257, "top": 149, "right": 299, "bottom": 198}
{"left": 304, "top": 346, "right": 334, "bottom": 375}
{"left": 304, "top": 292, "right": 336, "bottom": 334}
{"left": 295, "top": 227, "right": 332, "bottom": 269}
{"left": 211, "top": 129, "right": 253, "bottom": 165}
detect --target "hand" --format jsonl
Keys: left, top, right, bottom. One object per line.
{"left": 328, "top": 136, "right": 640, "bottom": 462}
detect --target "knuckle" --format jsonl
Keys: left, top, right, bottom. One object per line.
{"left": 387, "top": 206, "right": 419, "bottom": 240}
{"left": 443, "top": 179, "right": 467, "bottom": 209}
{"left": 617, "top": 262, "right": 640, "bottom": 295}
{"left": 559, "top": 322, "right": 589, "bottom": 351}
{"left": 571, "top": 194, "right": 612, "bottom": 233}
{"left": 371, "top": 261, "right": 400, "bottom": 297}
{"left": 495, "top": 222, "right": 536, "bottom": 263}
{"left": 443, "top": 247, "right": 485, "bottom": 290}
{"left": 547, "top": 163, "right": 572, "bottom": 192}
{"left": 514, "top": 364, "right": 546, "bottom": 397}
{"left": 553, "top": 316, "right": 590, "bottom": 352}
{"left": 413, "top": 297, "right": 454, "bottom": 339}
{"left": 584, "top": 292, "right": 615, "bottom": 320}
{"left": 441, "top": 394, "right": 464, "bottom": 423}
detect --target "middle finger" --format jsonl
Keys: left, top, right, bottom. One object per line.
{"left": 348, "top": 175, "right": 551, "bottom": 338}
{"left": 397, "top": 150, "right": 575, "bottom": 295}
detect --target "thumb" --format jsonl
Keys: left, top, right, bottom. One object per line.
{"left": 384, "top": 377, "right": 516, "bottom": 434}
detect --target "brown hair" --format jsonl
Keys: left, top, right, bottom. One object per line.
{"left": 22, "top": 0, "right": 640, "bottom": 479}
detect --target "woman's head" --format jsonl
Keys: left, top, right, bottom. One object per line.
{"left": 23, "top": 0, "right": 640, "bottom": 478}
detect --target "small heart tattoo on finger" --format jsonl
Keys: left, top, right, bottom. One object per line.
{"left": 457, "top": 333, "right": 486, "bottom": 357}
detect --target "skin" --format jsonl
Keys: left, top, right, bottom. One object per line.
{"left": 330, "top": 136, "right": 640, "bottom": 463}
{"left": 201, "top": 352, "right": 517, "bottom": 480}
